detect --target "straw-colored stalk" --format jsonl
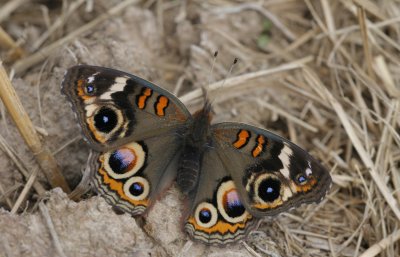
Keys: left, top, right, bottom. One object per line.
{"left": 0, "top": 62, "right": 70, "bottom": 193}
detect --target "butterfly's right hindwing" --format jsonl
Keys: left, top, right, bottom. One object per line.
{"left": 184, "top": 148, "right": 258, "bottom": 245}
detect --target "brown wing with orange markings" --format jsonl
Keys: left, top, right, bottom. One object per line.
{"left": 62, "top": 65, "right": 191, "bottom": 151}
{"left": 184, "top": 147, "right": 259, "bottom": 245}
{"left": 210, "top": 122, "right": 332, "bottom": 218}
{"left": 90, "top": 132, "right": 183, "bottom": 215}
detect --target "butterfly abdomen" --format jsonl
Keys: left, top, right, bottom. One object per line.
{"left": 177, "top": 144, "right": 202, "bottom": 194}
{"left": 177, "top": 103, "right": 212, "bottom": 194}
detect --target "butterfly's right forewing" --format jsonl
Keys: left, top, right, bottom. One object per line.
{"left": 211, "top": 122, "right": 332, "bottom": 218}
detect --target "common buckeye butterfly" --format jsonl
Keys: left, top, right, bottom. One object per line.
{"left": 61, "top": 65, "right": 331, "bottom": 245}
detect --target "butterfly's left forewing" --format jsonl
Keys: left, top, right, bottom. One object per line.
{"left": 210, "top": 122, "right": 332, "bottom": 218}
{"left": 62, "top": 65, "right": 191, "bottom": 151}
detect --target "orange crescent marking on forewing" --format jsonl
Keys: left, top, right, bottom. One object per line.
{"left": 156, "top": 96, "right": 169, "bottom": 116}
{"left": 137, "top": 88, "right": 152, "bottom": 109}
{"left": 252, "top": 135, "right": 265, "bottom": 157}
{"left": 233, "top": 130, "right": 250, "bottom": 149}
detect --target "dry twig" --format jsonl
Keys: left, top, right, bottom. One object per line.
{"left": 0, "top": 62, "right": 70, "bottom": 193}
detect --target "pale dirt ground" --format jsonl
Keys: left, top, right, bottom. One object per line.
{"left": 0, "top": 1, "right": 399, "bottom": 257}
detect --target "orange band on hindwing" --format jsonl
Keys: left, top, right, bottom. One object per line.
{"left": 252, "top": 135, "right": 266, "bottom": 157}
{"left": 155, "top": 95, "right": 169, "bottom": 116}
{"left": 233, "top": 130, "right": 250, "bottom": 149}
{"left": 186, "top": 215, "right": 253, "bottom": 235}
{"left": 97, "top": 165, "right": 148, "bottom": 208}
{"left": 136, "top": 88, "right": 153, "bottom": 109}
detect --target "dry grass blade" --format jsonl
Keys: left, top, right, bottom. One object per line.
{"left": 11, "top": 168, "right": 39, "bottom": 214}
{"left": 0, "top": 62, "right": 70, "bottom": 193}
{"left": 359, "top": 229, "right": 400, "bottom": 257}
{"left": 0, "top": 0, "right": 29, "bottom": 23}
{"left": 0, "top": 134, "right": 46, "bottom": 195}
{"left": 352, "top": 0, "right": 386, "bottom": 21}
{"left": 0, "top": 26, "right": 18, "bottom": 50}
{"left": 0, "top": 182, "right": 14, "bottom": 208}
{"left": 321, "top": 0, "right": 336, "bottom": 40}
{"left": 373, "top": 56, "right": 400, "bottom": 98}
{"left": 357, "top": 6, "right": 374, "bottom": 79}
{"left": 0, "top": 26, "right": 24, "bottom": 62}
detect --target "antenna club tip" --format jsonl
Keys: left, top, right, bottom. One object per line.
{"left": 214, "top": 51, "right": 218, "bottom": 57}
{"left": 233, "top": 58, "right": 238, "bottom": 64}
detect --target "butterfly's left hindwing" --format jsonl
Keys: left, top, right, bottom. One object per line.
{"left": 90, "top": 133, "right": 182, "bottom": 215}
{"left": 211, "top": 122, "right": 332, "bottom": 217}
{"left": 61, "top": 65, "right": 191, "bottom": 151}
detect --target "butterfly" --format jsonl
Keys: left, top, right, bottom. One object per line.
{"left": 61, "top": 65, "right": 332, "bottom": 245}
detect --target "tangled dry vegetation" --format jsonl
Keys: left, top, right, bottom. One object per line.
{"left": 0, "top": 0, "right": 399, "bottom": 257}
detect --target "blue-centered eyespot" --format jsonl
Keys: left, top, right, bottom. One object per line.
{"left": 194, "top": 202, "right": 218, "bottom": 228}
{"left": 103, "top": 142, "right": 146, "bottom": 180}
{"left": 109, "top": 147, "right": 137, "bottom": 175}
{"left": 94, "top": 107, "right": 118, "bottom": 133}
{"left": 199, "top": 208, "right": 212, "bottom": 224}
{"left": 85, "top": 84, "right": 95, "bottom": 95}
{"left": 129, "top": 182, "right": 144, "bottom": 196}
{"left": 257, "top": 177, "right": 281, "bottom": 203}
{"left": 296, "top": 174, "right": 308, "bottom": 185}
{"left": 123, "top": 176, "right": 149, "bottom": 201}
{"left": 217, "top": 180, "right": 248, "bottom": 223}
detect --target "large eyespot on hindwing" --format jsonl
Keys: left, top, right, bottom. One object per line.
{"left": 86, "top": 105, "right": 126, "bottom": 144}
{"left": 216, "top": 180, "right": 248, "bottom": 224}
{"left": 102, "top": 142, "right": 146, "bottom": 179}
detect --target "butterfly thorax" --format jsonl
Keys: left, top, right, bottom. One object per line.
{"left": 177, "top": 103, "right": 212, "bottom": 194}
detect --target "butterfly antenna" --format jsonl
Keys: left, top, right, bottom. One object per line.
{"left": 219, "top": 57, "right": 238, "bottom": 90}
{"left": 207, "top": 50, "right": 218, "bottom": 86}
{"left": 208, "top": 57, "right": 238, "bottom": 107}
{"left": 201, "top": 51, "right": 218, "bottom": 113}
